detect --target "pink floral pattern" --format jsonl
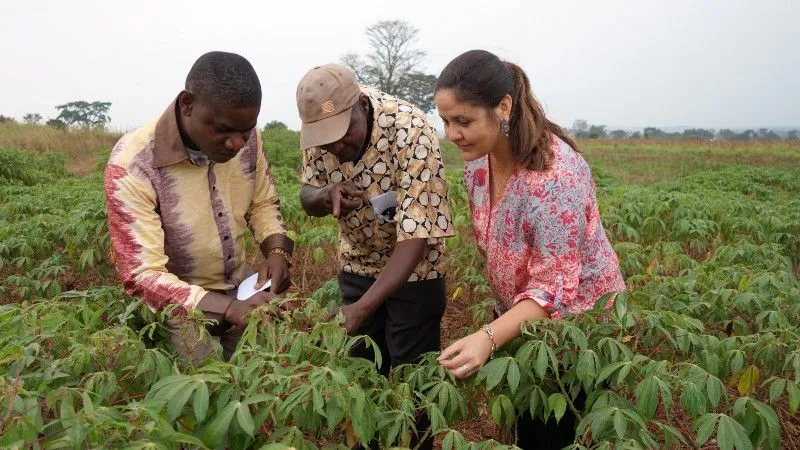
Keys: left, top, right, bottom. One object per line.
{"left": 465, "top": 136, "right": 625, "bottom": 318}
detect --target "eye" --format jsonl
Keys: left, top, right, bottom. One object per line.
{"left": 457, "top": 119, "right": 471, "bottom": 127}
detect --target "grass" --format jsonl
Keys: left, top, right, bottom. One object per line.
{"left": 0, "top": 122, "right": 120, "bottom": 175}
{"left": 581, "top": 139, "right": 800, "bottom": 185}
{"left": 7, "top": 120, "right": 798, "bottom": 188}
{"left": 442, "top": 137, "right": 800, "bottom": 186}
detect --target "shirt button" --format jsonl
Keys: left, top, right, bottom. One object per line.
{"left": 227, "top": 255, "right": 233, "bottom": 260}
{"left": 223, "top": 235, "right": 229, "bottom": 240}
{"left": 217, "top": 212, "right": 223, "bottom": 217}
{"left": 212, "top": 186, "right": 216, "bottom": 191}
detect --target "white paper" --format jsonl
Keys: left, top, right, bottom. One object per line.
{"left": 236, "top": 273, "right": 272, "bottom": 301}
{"left": 370, "top": 191, "right": 397, "bottom": 216}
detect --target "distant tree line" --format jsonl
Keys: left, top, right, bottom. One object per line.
{"left": 570, "top": 119, "right": 798, "bottom": 141}
{"left": 0, "top": 101, "right": 112, "bottom": 130}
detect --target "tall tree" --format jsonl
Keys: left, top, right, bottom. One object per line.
{"left": 682, "top": 128, "right": 715, "bottom": 140}
{"left": 609, "top": 129, "right": 628, "bottom": 139}
{"left": 341, "top": 20, "right": 437, "bottom": 113}
{"left": 570, "top": 119, "right": 589, "bottom": 139}
{"left": 787, "top": 129, "right": 799, "bottom": 141}
{"left": 717, "top": 129, "right": 736, "bottom": 140}
{"left": 46, "top": 119, "right": 67, "bottom": 129}
{"left": 588, "top": 124, "right": 607, "bottom": 139}
{"left": 757, "top": 128, "right": 780, "bottom": 140}
{"left": 263, "top": 120, "right": 288, "bottom": 131}
{"left": 55, "top": 101, "right": 111, "bottom": 129}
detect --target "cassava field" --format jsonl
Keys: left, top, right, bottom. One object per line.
{"left": 1, "top": 123, "right": 799, "bottom": 449}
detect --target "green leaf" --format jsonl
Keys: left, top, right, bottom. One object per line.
{"left": 597, "top": 361, "right": 628, "bottom": 386}
{"left": 547, "top": 393, "right": 567, "bottom": 423}
{"left": 167, "top": 381, "right": 196, "bottom": 422}
{"left": 202, "top": 401, "right": 239, "bottom": 449}
{"left": 768, "top": 378, "right": 785, "bottom": 404}
{"left": 694, "top": 413, "right": 719, "bottom": 446}
{"left": 730, "top": 351, "right": 745, "bottom": 374}
{"left": 657, "top": 422, "right": 689, "bottom": 448}
{"left": 635, "top": 377, "right": 658, "bottom": 419}
{"left": 194, "top": 382, "right": 209, "bottom": 422}
{"left": 680, "top": 382, "right": 706, "bottom": 417}
{"left": 576, "top": 350, "right": 598, "bottom": 391}
{"left": 164, "top": 431, "right": 209, "bottom": 449}
{"left": 490, "top": 394, "right": 515, "bottom": 427}
{"left": 788, "top": 381, "right": 800, "bottom": 414}
{"left": 706, "top": 376, "right": 723, "bottom": 407}
{"left": 441, "top": 430, "right": 457, "bottom": 450}
{"left": 482, "top": 357, "right": 510, "bottom": 391}
{"left": 614, "top": 294, "right": 628, "bottom": 319}
{"left": 325, "top": 396, "right": 345, "bottom": 432}
{"left": 506, "top": 360, "right": 520, "bottom": 394}
{"left": 534, "top": 342, "right": 550, "bottom": 379}
{"left": 236, "top": 402, "right": 255, "bottom": 437}
{"left": 717, "top": 415, "right": 753, "bottom": 450}
{"left": 243, "top": 393, "right": 275, "bottom": 406}
{"left": 613, "top": 409, "right": 627, "bottom": 439}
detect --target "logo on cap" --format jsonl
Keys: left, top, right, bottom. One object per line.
{"left": 321, "top": 100, "right": 334, "bottom": 113}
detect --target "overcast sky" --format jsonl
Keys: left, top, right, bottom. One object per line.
{"left": 1, "top": 0, "right": 798, "bottom": 132}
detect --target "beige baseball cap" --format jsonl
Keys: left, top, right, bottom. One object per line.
{"left": 296, "top": 64, "right": 361, "bottom": 150}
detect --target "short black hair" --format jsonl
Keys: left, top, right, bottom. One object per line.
{"left": 185, "top": 51, "right": 261, "bottom": 108}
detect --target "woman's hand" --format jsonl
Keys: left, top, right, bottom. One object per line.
{"left": 437, "top": 331, "right": 494, "bottom": 379}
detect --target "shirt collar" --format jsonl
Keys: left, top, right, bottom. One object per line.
{"left": 153, "top": 96, "right": 192, "bottom": 168}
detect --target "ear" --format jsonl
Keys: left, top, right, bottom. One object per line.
{"left": 495, "top": 94, "right": 513, "bottom": 122}
{"left": 178, "top": 90, "right": 194, "bottom": 117}
{"left": 358, "top": 95, "right": 369, "bottom": 115}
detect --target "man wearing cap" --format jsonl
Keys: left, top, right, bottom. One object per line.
{"left": 297, "top": 63, "right": 453, "bottom": 448}
{"left": 105, "top": 51, "right": 293, "bottom": 363}
{"left": 296, "top": 63, "right": 454, "bottom": 370}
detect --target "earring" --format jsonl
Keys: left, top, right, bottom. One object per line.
{"left": 500, "top": 119, "right": 510, "bottom": 137}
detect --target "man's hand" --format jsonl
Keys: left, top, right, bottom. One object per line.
{"left": 327, "top": 302, "right": 370, "bottom": 335}
{"left": 256, "top": 254, "right": 290, "bottom": 295}
{"left": 326, "top": 182, "right": 365, "bottom": 218}
{"left": 223, "top": 290, "right": 275, "bottom": 328}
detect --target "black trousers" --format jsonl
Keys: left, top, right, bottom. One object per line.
{"left": 339, "top": 271, "right": 446, "bottom": 375}
{"left": 339, "top": 271, "right": 446, "bottom": 450}
{"left": 516, "top": 389, "right": 586, "bottom": 449}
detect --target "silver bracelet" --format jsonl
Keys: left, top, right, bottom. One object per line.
{"left": 481, "top": 324, "right": 497, "bottom": 358}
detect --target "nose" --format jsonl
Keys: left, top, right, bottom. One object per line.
{"left": 444, "top": 124, "right": 461, "bottom": 142}
{"left": 224, "top": 134, "right": 247, "bottom": 151}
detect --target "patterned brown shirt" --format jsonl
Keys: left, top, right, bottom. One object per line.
{"left": 302, "top": 87, "right": 454, "bottom": 280}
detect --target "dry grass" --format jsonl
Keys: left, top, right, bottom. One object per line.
{"left": 0, "top": 123, "right": 120, "bottom": 175}
{"left": 580, "top": 138, "right": 800, "bottom": 185}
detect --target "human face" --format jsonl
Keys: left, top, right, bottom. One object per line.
{"left": 319, "top": 96, "right": 369, "bottom": 164}
{"left": 435, "top": 89, "right": 509, "bottom": 162}
{"left": 179, "top": 91, "right": 260, "bottom": 164}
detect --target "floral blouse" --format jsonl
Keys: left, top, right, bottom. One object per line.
{"left": 465, "top": 136, "right": 625, "bottom": 318}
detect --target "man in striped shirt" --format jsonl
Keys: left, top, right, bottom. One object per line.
{"left": 104, "top": 52, "right": 293, "bottom": 362}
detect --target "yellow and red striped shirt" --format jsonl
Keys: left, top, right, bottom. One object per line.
{"left": 104, "top": 100, "right": 287, "bottom": 312}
